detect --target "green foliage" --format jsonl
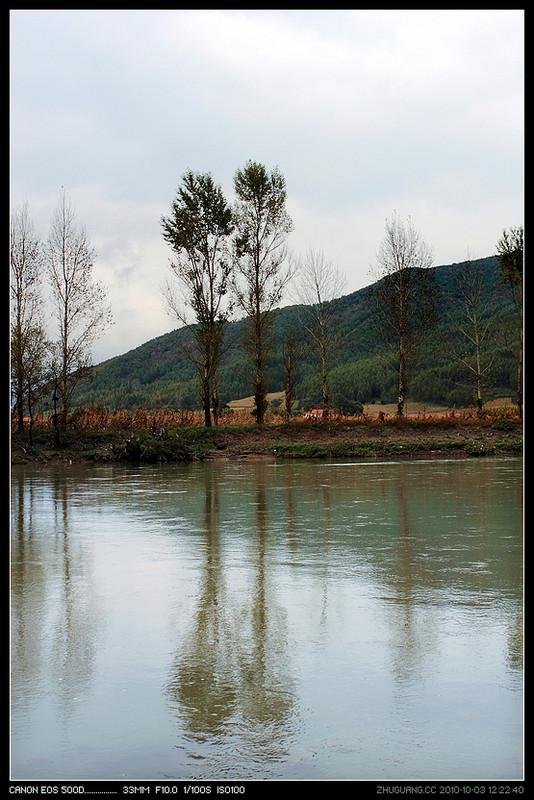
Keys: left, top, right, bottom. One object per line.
{"left": 111, "top": 426, "right": 217, "bottom": 462}
{"left": 71, "top": 256, "right": 517, "bottom": 411}
{"left": 491, "top": 419, "right": 518, "bottom": 432}
{"left": 496, "top": 226, "right": 523, "bottom": 288}
{"left": 161, "top": 171, "right": 233, "bottom": 251}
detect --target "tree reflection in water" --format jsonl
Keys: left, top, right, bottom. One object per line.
{"left": 11, "top": 469, "right": 103, "bottom": 722}
{"left": 166, "top": 463, "right": 296, "bottom": 771}
{"left": 11, "top": 459, "right": 522, "bottom": 779}
{"left": 385, "top": 479, "right": 439, "bottom": 691}
{"left": 49, "top": 473, "right": 102, "bottom": 717}
{"left": 11, "top": 475, "right": 48, "bottom": 714}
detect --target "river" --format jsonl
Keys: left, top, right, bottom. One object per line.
{"left": 10, "top": 457, "right": 523, "bottom": 780}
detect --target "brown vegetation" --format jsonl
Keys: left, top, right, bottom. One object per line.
{"left": 14, "top": 398, "right": 519, "bottom": 435}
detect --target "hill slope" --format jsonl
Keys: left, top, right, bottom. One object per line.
{"left": 73, "top": 256, "right": 518, "bottom": 411}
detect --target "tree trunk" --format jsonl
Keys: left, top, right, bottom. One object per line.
{"left": 254, "top": 319, "right": 266, "bottom": 425}
{"left": 320, "top": 344, "right": 329, "bottom": 418}
{"left": 201, "top": 352, "right": 212, "bottom": 427}
{"left": 52, "top": 388, "right": 61, "bottom": 447}
{"left": 61, "top": 369, "right": 69, "bottom": 431}
{"left": 397, "top": 282, "right": 407, "bottom": 418}
{"left": 16, "top": 376, "right": 24, "bottom": 433}
{"left": 517, "top": 333, "right": 523, "bottom": 420}
{"left": 397, "top": 342, "right": 406, "bottom": 417}
{"left": 27, "top": 386, "right": 34, "bottom": 447}
{"left": 475, "top": 333, "right": 483, "bottom": 415}
{"left": 202, "top": 382, "right": 212, "bottom": 428}
{"left": 254, "top": 380, "right": 266, "bottom": 425}
{"left": 212, "top": 388, "right": 219, "bottom": 427}
{"left": 61, "top": 401, "right": 69, "bottom": 431}
{"left": 284, "top": 344, "right": 295, "bottom": 424}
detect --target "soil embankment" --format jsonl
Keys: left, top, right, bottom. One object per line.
{"left": 11, "top": 418, "right": 522, "bottom": 465}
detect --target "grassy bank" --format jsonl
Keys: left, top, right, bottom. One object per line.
{"left": 11, "top": 415, "right": 523, "bottom": 465}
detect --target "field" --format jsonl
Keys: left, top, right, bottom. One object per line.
{"left": 362, "top": 397, "right": 514, "bottom": 417}
{"left": 227, "top": 391, "right": 285, "bottom": 410}
{"left": 226, "top": 394, "right": 515, "bottom": 417}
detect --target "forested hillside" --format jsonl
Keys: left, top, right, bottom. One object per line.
{"left": 72, "top": 256, "right": 517, "bottom": 412}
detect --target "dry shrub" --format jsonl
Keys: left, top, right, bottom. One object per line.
{"left": 151, "top": 408, "right": 204, "bottom": 427}
{"left": 68, "top": 406, "right": 109, "bottom": 430}
{"left": 482, "top": 405, "right": 520, "bottom": 420}
{"left": 212, "top": 408, "right": 252, "bottom": 426}
{"left": 18, "top": 402, "right": 520, "bottom": 434}
{"left": 132, "top": 409, "right": 148, "bottom": 429}
{"left": 110, "top": 409, "right": 133, "bottom": 430}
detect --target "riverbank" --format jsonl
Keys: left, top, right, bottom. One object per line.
{"left": 11, "top": 417, "right": 523, "bottom": 465}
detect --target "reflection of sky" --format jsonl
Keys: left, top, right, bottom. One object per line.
{"left": 10, "top": 458, "right": 523, "bottom": 779}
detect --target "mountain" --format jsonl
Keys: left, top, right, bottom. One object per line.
{"left": 72, "top": 256, "right": 518, "bottom": 411}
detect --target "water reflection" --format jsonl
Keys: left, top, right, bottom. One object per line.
{"left": 11, "top": 458, "right": 522, "bottom": 779}
{"left": 11, "top": 469, "right": 103, "bottom": 724}
{"left": 11, "top": 476, "right": 48, "bottom": 714}
{"left": 506, "top": 605, "right": 523, "bottom": 674}
{"left": 49, "top": 473, "right": 102, "bottom": 716}
{"left": 167, "top": 464, "right": 295, "bottom": 774}
{"left": 385, "top": 479, "right": 435, "bottom": 689}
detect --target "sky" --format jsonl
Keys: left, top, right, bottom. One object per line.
{"left": 10, "top": 9, "right": 524, "bottom": 362}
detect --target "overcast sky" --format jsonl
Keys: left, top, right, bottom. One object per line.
{"left": 10, "top": 9, "right": 524, "bottom": 362}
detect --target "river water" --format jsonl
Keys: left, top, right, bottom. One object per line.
{"left": 10, "top": 457, "right": 523, "bottom": 780}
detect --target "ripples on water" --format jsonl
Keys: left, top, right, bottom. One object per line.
{"left": 11, "top": 457, "right": 523, "bottom": 780}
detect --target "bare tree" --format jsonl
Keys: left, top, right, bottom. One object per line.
{"left": 372, "top": 212, "right": 435, "bottom": 416}
{"left": 294, "top": 249, "right": 346, "bottom": 418}
{"left": 450, "top": 255, "right": 496, "bottom": 414}
{"left": 47, "top": 190, "right": 112, "bottom": 431}
{"left": 496, "top": 226, "right": 523, "bottom": 418}
{"left": 161, "top": 171, "right": 234, "bottom": 427}
{"left": 10, "top": 204, "right": 43, "bottom": 433}
{"left": 233, "top": 161, "right": 293, "bottom": 425}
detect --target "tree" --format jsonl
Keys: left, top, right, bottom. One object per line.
{"left": 10, "top": 204, "right": 43, "bottom": 433}
{"left": 450, "top": 255, "right": 497, "bottom": 414}
{"left": 162, "top": 171, "right": 234, "bottom": 427}
{"left": 294, "top": 249, "right": 346, "bottom": 418}
{"left": 47, "top": 190, "right": 112, "bottom": 431}
{"left": 372, "top": 212, "right": 435, "bottom": 416}
{"left": 233, "top": 160, "right": 293, "bottom": 424}
{"left": 496, "top": 226, "right": 523, "bottom": 418}
{"left": 282, "top": 334, "right": 298, "bottom": 423}
{"left": 23, "top": 324, "right": 49, "bottom": 446}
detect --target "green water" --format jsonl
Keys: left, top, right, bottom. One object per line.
{"left": 10, "top": 457, "right": 523, "bottom": 780}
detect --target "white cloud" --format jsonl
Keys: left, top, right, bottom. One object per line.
{"left": 10, "top": 9, "right": 524, "bottom": 362}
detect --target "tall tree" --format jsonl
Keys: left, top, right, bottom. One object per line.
{"left": 496, "top": 225, "right": 523, "bottom": 418}
{"left": 162, "top": 171, "right": 234, "bottom": 427}
{"left": 294, "top": 249, "right": 346, "bottom": 418}
{"left": 450, "top": 255, "right": 496, "bottom": 414}
{"left": 372, "top": 212, "right": 435, "bottom": 416}
{"left": 10, "top": 204, "right": 43, "bottom": 433}
{"left": 233, "top": 160, "right": 293, "bottom": 425}
{"left": 47, "top": 190, "right": 112, "bottom": 431}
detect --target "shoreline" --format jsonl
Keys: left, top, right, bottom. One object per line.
{"left": 11, "top": 420, "right": 523, "bottom": 466}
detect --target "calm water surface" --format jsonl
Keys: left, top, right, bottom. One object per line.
{"left": 11, "top": 457, "right": 523, "bottom": 780}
